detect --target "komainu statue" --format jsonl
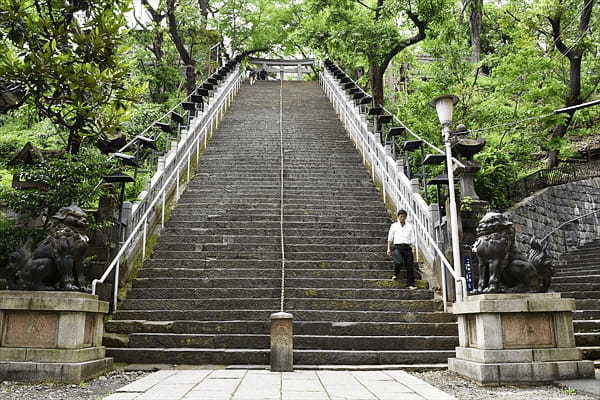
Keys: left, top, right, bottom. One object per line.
{"left": 471, "top": 212, "right": 554, "bottom": 294}
{"left": 4, "top": 205, "right": 90, "bottom": 292}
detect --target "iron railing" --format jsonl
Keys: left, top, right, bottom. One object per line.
{"left": 510, "top": 159, "right": 600, "bottom": 203}
{"left": 91, "top": 64, "right": 243, "bottom": 311}
{"left": 319, "top": 63, "right": 467, "bottom": 309}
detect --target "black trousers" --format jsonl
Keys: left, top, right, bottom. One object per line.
{"left": 392, "top": 244, "right": 415, "bottom": 285}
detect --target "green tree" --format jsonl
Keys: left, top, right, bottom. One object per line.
{"left": 299, "top": 0, "right": 449, "bottom": 105}
{"left": 0, "top": 0, "right": 140, "bottom": 154}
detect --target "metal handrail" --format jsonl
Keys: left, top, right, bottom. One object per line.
{"left": 322, "top": 64, "right": 465, "bottom": 168}
{"left": 541, "top": 208, "right": 600, "bottom": 243}
{"left": 320, "top": 66, "right": 467, "bottom": 308}
{"left": 91, "top": 67, "right": 242, "bottom": 311}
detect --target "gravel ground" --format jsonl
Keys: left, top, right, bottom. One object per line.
{"left": 0, "top": 369, "right": 149, "bottom": 400}
{"left": 414, "top": 370, "right": 599, "bottom": 400}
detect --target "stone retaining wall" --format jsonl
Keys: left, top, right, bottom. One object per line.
{"left": 508, "top": 177, "right": 600, "bottom": 262}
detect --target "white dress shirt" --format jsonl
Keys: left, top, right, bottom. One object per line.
{"left": 387, "top": 221, "right": 414, "bottom": 245}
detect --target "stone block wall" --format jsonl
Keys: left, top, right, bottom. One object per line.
{"left": 508, "top": 178, "right": 600, "bottom": 262}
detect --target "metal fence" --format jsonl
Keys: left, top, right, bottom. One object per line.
{"left": 510, "top": 159, "right": 600, "bottom": 203}
{"left": 320, "top": 63, "right": 466, "bottom": 309}
{"left": 92, "top": 64, "right": 243, "bottom": 311}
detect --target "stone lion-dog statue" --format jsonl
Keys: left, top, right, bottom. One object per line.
{"left": 471, "top": 212, "right": 553, "bottom": 294}
{"left": 4, "top": 204, "right": 91, "bottom": 292}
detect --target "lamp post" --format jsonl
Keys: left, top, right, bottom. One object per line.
{"left": 431, "top": 94, "right": 463, "bottom": 300}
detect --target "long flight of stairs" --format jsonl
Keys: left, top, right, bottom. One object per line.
{"left": 104, "top": 80, "right": 458, "bottom": 365}
{"left": 552, "top": 239, "right": 600, "bottom": 364}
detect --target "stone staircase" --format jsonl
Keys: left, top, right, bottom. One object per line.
{"left": 551, "top": 239, "right": 600, "bottom": 363}
{"left": 104, "top": 80, "right": 458, "bottom": 365}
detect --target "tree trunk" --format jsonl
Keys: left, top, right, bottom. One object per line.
{"left": 546, "top": 55, "right": 582, "bottom": 168}
{"left": 469, "top": 0, "right": 483, "bottom": 62}
{"left": 369, "top": 62, "right": 385, "bottom": 106}
{"left": 166, "top": 0, "right": 197, "bottom": 94}
{"left": 67, "top": 131, "right": 82, "bottom": 155}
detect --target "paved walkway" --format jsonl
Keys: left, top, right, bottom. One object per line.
{"left": 104, "top": 369, "right": 455, "bottom": 400}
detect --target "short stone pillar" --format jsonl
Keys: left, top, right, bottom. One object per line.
{"left": 449, "top": 293, "right": 594, "bottom": 385}
{"left": 0, "top": 291, "right": 112, "bottom": 383}
{"left": 270, "top": 312, "right": 293, "bottom": 372}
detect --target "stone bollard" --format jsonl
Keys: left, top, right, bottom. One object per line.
{"left": 270, "top": 312, "right": 293, "bottom": 372}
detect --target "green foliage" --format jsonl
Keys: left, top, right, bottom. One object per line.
{"left": 474, "top": 148, "right": 519, "bottom": 210}
{"left": 0, "top": 148, "right": 116, "bottom": 221}
{"left": 0, "top": 218, "right": 45, "bottom": 270}
{"left": 0, "top": 0, "right": 141, "bottom": 153}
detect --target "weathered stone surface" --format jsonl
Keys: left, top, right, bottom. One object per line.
{"left": 271, "top": 312, "right": 293, "bottom": 372}
{"left": 2, "top": 311, "right": 59, "bottom": 348}
{"left": 0, "top": 357, "right": 113, "bottom": 383}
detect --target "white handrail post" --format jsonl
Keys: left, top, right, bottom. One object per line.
{"left": 187, "top": 152, "right": 191, "bottom": 182}
{"left": 142, "top": 219, "right": 147, "bottom": 259}
{"left": 176, "top": 167, "right": 180, "bottom": 199}
{"left": 161, "top": 191, "right": 166, "bottom": 228}
{"left": 113, "top": 260, "right": 120, "bottom": 312}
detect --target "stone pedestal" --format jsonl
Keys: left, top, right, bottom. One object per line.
{"left": 449, "top": 293, "right": 594, "bottom": 385}
{"left": 0, "top": 291, "right": 112, "bottom": 383}
{"left": 270, "top": 312, "right": 293, "bottom": 372}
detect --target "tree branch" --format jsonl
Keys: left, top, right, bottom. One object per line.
{"left": 165, "top": 0, "right": 194, "bottom": 67}
{"left": 381, "top": 10, "right": 426, "bottom": 72}
{"left": 547, "top": 15, "right": 571, "bottom": 57}
{"left": 353, "top": 0, "right": 376, "bottom": 12}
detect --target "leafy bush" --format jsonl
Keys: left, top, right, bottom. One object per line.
{"left": 475, "top": 147, "right": 520, "bottom": 211}
{"left": 0, "top": 218, "right": 45, "bottom": 270}
{"left": 0, "top": 147, "right": 116, "bottom": 222}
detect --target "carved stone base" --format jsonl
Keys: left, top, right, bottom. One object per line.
{"left": 0, "top": 291, "right": 112, "bottom": 383}
{"left": 448, "top": 293, "right": 594, "bottom": 385}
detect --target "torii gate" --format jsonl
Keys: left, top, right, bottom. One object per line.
{"left": 247, "top": 57, "right": 314, "bottom": 80}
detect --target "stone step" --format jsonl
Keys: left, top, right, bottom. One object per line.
{"left": 172, "top": 209, "right": 389, "bottom": 217}
{"left": 560, "top": 260, "right": 600, "bottom": 268}
{"left": 160, "top": 227, "right": 387, "bottom": 238}
{"left": 137, "top": 268, "right": 396, "bottom": 280}
{"left": 551, "top": 283, "right": 600, "bottom": 292}
{"left": 126, "top": 287, "right": 433, "bottom": 300}
{"left": 559, "top": 291, "right": 600, "bottom": 299}
{"left": 176, "top": 204, "right": 389, "bottom": 213}
{"left": 106, "top": 348, "right": 455, "bottom": 365}
{"left": 113, "top": 309, "right": 456, "bottom": 323}
{"left": 167, "top": 215, "right": 388, "bottom": 224}
{"left": 119, "top": 298, "right": 442, "bottom": 312}
{"left": 552, "top": 275, "right": 600, "bottom": 284}
{"left": 562, "top": 251, "right": 600, "bottom": 261}
{"left": 105, "top": 320, "right": 457, "bottom": 336}
{"left": 574, "top": 320, "right": 600, "bottom": 332}
{"left": 555, "top": 268, "right": 600, "bottom": 276}
{"left": 575, "top": 310, "right": 600, "bottom": 320}
{"left": 125, "top": 333, "right": 459, "bottom": 351}
{"left": 161, "top": 221, "right": 389, "bottom": 231}
{"left": 157, "top": 234, "right": 386, "bottom": 245}
{"left": 579, "top": 347, "right": 600, "bottom": 361}
{"left": 131, "top": 277, "right": 415, "bottom": 290}
{"left": 154, "top": 243, "right": 386, "bottom": 253}
{"left": 177, "top": 198, "right": 386, "bottom": 208}
{"left": 150, "top": 251, "right": 389, "bottom": 262}
{"left": 142, "top": 259, "right": 392, "bottom": 270}
{"left": 575, "top": 332, "right": 600, "bottom": 347}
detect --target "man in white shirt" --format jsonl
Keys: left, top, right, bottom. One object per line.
{"left": 386, "top": 209, "right": 416, "bottom": 289}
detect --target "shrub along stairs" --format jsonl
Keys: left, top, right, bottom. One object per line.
{"left": 104, "top": 80, "right": 458, "bottom": 365}
{"left": 551, "top": 239, "right": 600, "bottom": 364}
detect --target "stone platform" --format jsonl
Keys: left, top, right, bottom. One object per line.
{"left": 448, "top": 293, "right": 594, "bottom": 385}
{"left": 0, "top": 291, "right": 112, "bottom": 383}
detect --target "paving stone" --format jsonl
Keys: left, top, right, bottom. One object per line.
{"left": 135, "top": 383, "right": 196, "bottom": 400}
